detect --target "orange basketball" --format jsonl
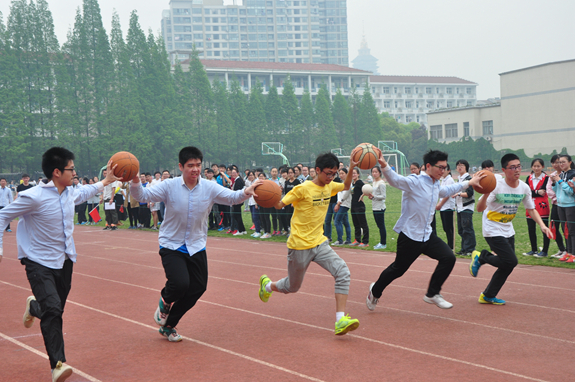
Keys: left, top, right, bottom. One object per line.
{"left": 473, "top": 170, "right": 497, "bottom": 194}
{"left": 254, "top": 180, "right": 282, "bottom": 208}
{"left": 110, "top": 151, "right": 139, "bottom": 181}
{"left": 352, "top": 143, "right": 380, "bottom": 170}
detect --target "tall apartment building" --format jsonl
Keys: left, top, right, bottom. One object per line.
{"left": 161, "top": 0, "right": 349, "bottom": 66}
{"left": 370, "top": 76, "right": 478, "bottom": 125}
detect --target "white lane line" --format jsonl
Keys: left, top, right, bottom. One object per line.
{"left": 0, "top": 281, "right": 324, "bottom": 382}
{"left": 0, "top": 331, "right": 102, "bottom": 382}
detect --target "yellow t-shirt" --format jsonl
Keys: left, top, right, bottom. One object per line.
{"left": 282, "top": 180, "right": 345, "bottom": 250}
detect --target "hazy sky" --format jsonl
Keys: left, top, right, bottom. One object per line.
{"left": 1, "top": 0, "right": 573, "bottom": 99}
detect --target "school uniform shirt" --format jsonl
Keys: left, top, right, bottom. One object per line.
{"left": 371, "top": 179, "right": 386, "bottom": 211}
{"left": 282, "top": 180, "right": 344, "bottom": 250}
{"left": 439, "top": 174, "right": 456, "bottom": 211}
{"left": 482, "top": 179, "right": 535, "bottom": 238}
{"left": 130, "top": 176, "right": 249, "bottom": 255}
{"left": 0, "top": 186, "right": 12, "bottom": 207}
{"left": 0, "top": 180, "right": 104, "bottom": 269}
{"left": 382, "top": 165, "right": 468, "bottom": 242}
{"left": 456, "top": 172, "right": 474, "bottom": 212}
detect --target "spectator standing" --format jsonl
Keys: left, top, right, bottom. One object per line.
{"left": 102, "top": 171, "right": 121, "bottom": 231}
{"left": 86, "top": 178, "right": 101, "bottom": 225}
{"left": 436, "top": 165, "right": 456, "bottom": 250}
{"left": 149, "top": 172, "right": 162, "bottom": 230}
{"left": 522, "top": 159, "right": 550, "bottom": 257}
{"left": 284, "top": 167, "right": 301, "bottom": 230}
{"left": 269, "top": 168, "right": 281, "bottom": 236}
{"left": 332, "top": 168, "right": 352, "bottom": 246}
{"left": 323, "top": 172, "right": 341, "bottom": 242}
{"left": 551, "top": 155, "right": 575, "bottom": 262}
{"left": 454, "top": 159, "right": 476, "bottom": 256}
{"left": 16, "top": 174, "right": 34, "bottom": 197}
{"left": 350, "top": 168, "right": 369, "bottom": 247}
{"left": 0, "top": 178, "right": 13, "bottom": 232}
{"left": 370, "top": 166, "right": 387, "bottom": 250}
{"left": 231, "top": 169, "right": 247, "bottom": 235}
{"left": 138, "top": 174, "right": 151, "bottom": 228}
{"left": 546, "top": 155, "right": 567, "bottom": 258}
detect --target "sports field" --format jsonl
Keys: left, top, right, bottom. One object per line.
{"left": 1, "top": 226, "right": 573, "bottom": 381}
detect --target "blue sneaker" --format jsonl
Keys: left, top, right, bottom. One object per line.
{"left": 5, "top": 229, "right": 12, "bottom": 232}
{"left": 478, "top": 293, "right": 506, "bottom": 305}
{"left": 80, "top": 222, "right": 86, "bottom": 225}
{"left": 159, "top": 326, "right": 182, "bottom": 342}
{"left": 217, "top": 227, "right": 224, "bottom": 231}
{"left": 469, "top": 251, "right": 482, "bottom": 277}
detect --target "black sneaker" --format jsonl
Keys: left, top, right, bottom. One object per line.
{"left": 111, "top": 226, "right": 117, "bottom": 231}
{"left": 103, "top": 226, "right": 110, "bottom": 230}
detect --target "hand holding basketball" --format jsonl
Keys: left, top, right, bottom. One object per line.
{"left": 253, "top": 180, "right": 282, "bottom": 208}
{"left": 471, "top": 170, "right": 496, "bottom": 194}
{"left": 110, "top": 151, "right": 140, "bottom": 182}
{"left": 352, "top": 143, "right": 381, "bottom": 170}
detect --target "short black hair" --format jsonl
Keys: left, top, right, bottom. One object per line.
{"left": 410, "top": 162, "right": 420, "bottom": 168}
{"left": 255, "top": 167, "right": 264, "bottom": 173}
{"left": 315, "top": 152, "right": 339, "bottom": 171}
{"left": 551, "top": 154, "right": 561, "bottom": 164}
{"left": 481, "top": 160, "right": 494, "bottom": 168}
{"left": 42, "top": 147, "right": 75, "bottom": 179}
{"left": 145, "top": 172, "right": 151, "bottom": 176}
{"left": 154, "top": 171, "right": 161, "bottom": 176}
{"left": 219, "top": 164, "right": 226, "bottom": 168}
{"left": 162, "top": 170, "right": 170, "bottom": 174}
{"left": 83, "top": 177, "right": 89, "bottom": 183}
{"left": 178, "top": 146, "right": 203, "bottom": 166}
{"left": 22, "top": 174, "right": 30, "bottom": 178}
{"left": 207, "top": 168, "right": 214, "bottom": 174}
{"left": 423, "top": 150, "right": 448, "bottom": 167}
{"left": 0, "top": 178, "right": 6, "bottom": 181}
{"left": 339, "top": 167, "right": 348, "bottom": 174}
{"left": 531, "top": 158, "right": 544, "bottom": 168}
{"left": 501, "top": 153, "right": 520, "bottom": 169}
{"left": 455, "top": 159, "right": 469, "bottom": 172}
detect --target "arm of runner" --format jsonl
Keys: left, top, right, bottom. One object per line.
{"left": 476, "top": 193, "right": 489, "bottom": 213}
{"left": 526, "top": 208, "right": 553, "bottom": 238}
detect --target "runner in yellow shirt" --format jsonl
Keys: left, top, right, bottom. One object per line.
{"left": 259, "top": 152, "right": 360, "bottom": 335}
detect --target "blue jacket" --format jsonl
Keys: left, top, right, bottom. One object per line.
{"left": 552, "top": 169, "right": 575, "bottom": 208}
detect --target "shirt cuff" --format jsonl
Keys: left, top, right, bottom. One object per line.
{"left": 95, "top": 181, "right": 105, "bottom": 192}
{"left": 382, "top": 164, "right": 392, "bottom": 173}
{"left": 460, "top": 181, "right": 470, "bottom": 190}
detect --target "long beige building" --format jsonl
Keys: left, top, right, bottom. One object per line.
{"left": 427, "top": 59, "right": 575, "bottom": 156}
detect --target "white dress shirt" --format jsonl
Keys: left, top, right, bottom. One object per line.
{"left": 130, "top": 176, "right": 249, "bottom": 255}
{"left": 0, "top": 180, "right": 104, "bottom": 269}
{"left": 0, "top": 186, "right": 12, "bottom": 207}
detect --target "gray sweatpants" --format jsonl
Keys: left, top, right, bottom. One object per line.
{"left": 276, "top": 240, "right": 351, "bottom": 295}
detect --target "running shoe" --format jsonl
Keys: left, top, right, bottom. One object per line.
{"left": 252, "top": 232, "right": 262, "bottom": 238}
{"left": 233, "top": 231, "right": 246, "bottom": 236}
{"left": 334, "top": 315, "right": 359, "bottom": 335}
{"left": 478, "top": 293, "right": 505, "bottom": 305}
{"left": 559, "top": 253, "right": 571, "bottom": 261}
{"left": 373, "top": 243, "right": 387, "bottom": 250}
{"left": 103, "top": 226, "right": 110, "bottom": 230}
{"left": 469, "top": 250, "right": 482, "bottom": 277}
{"left": 522, "top": 251, "right": 536, "bottom": 256}
{"left": 331, "top": 240, "right": 344, "bottom": 246}
{"left": 250, "top": 225, "right": 255, "bottom": 230}
{"left": 23, "top": 296, "right": 36, "bottom": 328}
{"left": 343, "top": 240, "right": 352, "bottom": 245}
{"left": 259, "top": 274, "right": 272, "bottom": 302}
{"left": 551, "top": 250, "right": 565, "bottom": 258}
{"left": 159, "top": 326, "right": 182, "bottom": 342}
{"left": 5, "top": 229, "right": 12, "bottom": 232}
{"left": 366, "top": 282, "right": 378, "bottom": 311}
{"left": 358, "top": 243, "right": 369, "bottom": 248}
{"left": 534, "top": 251, "right": 548, "bottom": 258}
{"left": 154, "top": 297, "right": 172, "bottom": 326}
{"left": 423, "top": 294, "right": 453, "bottom": 309}
{"left": 52, "top": 361, "right": 73, "bottom": 382}
{"left": 349, "top": 241, "right": 359, "bottom": 246}
{"left": 218, "top": 227, "right": 224, "bottom": 231}
{"left": 567, "top": 255, "right": 575, "bottom": 263}
{"left": 260, "top": 233, "right": 272, "bottom": 239}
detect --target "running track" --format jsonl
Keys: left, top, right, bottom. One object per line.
{"left": 1, "top": 227, "right": 573, "bottom": 382}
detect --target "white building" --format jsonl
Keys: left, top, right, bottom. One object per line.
{"left": 370, "top": 76, "right": 478, "bottom": 125}
{"left": 179, "top": 59, "right": 370, "bottom": 100}
{"left": 427, "top": 59, "right": 575, "bottom": 157}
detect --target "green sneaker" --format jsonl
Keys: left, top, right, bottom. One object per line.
{"left": 259, "top": 274, "right": 272, "bottom": 302}
{"left": 159, "top": 326, "right": 182, "bottom": 342}
{"left": 335, "top": 315, "right": 360, "bottom": 335}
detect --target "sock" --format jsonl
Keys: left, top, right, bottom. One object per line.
{"left": 265, "top": 282, "right": 272, "bottom": 293}
{"left": 336, "top": 312, "right": 345, "bottom": 322}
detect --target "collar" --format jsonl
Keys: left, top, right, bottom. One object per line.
{"left": 459, "top": 172, "right": 469, "bottom": 180}
{"left": 39, "top": 180, "right": 56, "bottom": 188}
{"left": 180, "top": 175, "right": 201, "bottom": 190}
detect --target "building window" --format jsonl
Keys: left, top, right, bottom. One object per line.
{"left": 426, "top": 102, "right": 433, "bottom": 108}
{"left": 466, "top": 87, "right": 472, "bottom": 94}
{"left": 394, "top": 87, "right": 398, "bottom": 94}
{"left": 415, "top": 87, "right": 419, "bottom": 94}
{"left": 383, "top": 87, "right": 390, "bottom": 94}
{"left": 446, "top": 101, "right": 453, "bottom": 108}
{"left": 463, "top": 122, "right": 470, "bottom": 137}
{"left": 405, "top": 87, "right": 411, "bottom": 94}
{"left": 446, "top": 87, "right": 452, "bottom": 94}
{"left": 405, "top": 101, "right": 412, "bottom": 108}
{"left": 384, "top": 101, "right": 390, "bottom": 108}
{"left": 436, "top": 87, "right": 440, "bottom": 94}
{"left": 445, "top": 123, "right": 458, "bottom": 138}
{"left": 482, "top": 120, "right": 493, "bottom": 135}
{"left": 430, "top": 125, "right": 443, "bottom": 140}
{"left": 425, "top": 87, "right": 432, "bottom": 94}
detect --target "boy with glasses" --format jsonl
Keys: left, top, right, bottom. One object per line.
{"left": 366, "top": 150, "right": 484, "bottom": 311}
{"left": 469, "top": 154, "right": 552, "bottom": 304}
{"left": 0, "top": 147, "right": 120, "bottom": 382}
{"left": 258, "top": 152, "right": 360, "bottom": 335}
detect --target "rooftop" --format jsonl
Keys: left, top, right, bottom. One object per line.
{"left": 178, "top": 59, "right": 372, "bottom": 74}
{"left": 370, "top": 75, "right": 476, "bottom": 85}
{"left": 499, "top": 58, "right": 575, "bottom": 76}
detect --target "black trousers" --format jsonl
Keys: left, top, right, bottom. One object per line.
{"left": 373, "top": 209, "right": 387, "bottom": 245}
{"left": 550, "top": 204, "right": 566, "bottom": 252}
{"left": 457, "top": 210, "right": 476, "bottom": 253}
{"left": 527, "top": 217, "right": 549, "bottom": 253}
{"left": 232, "top": 204, "right": 245, "bottom": 232}
{"left": 557, "top": 206, "right": 575, "bottom": 254}
{"left": 479, "top": 236, "right": 517, "bottom": 298}
{"left": 159, "top": 248, "right": 208, "bottom": 328}
{"left": 22, "top": 258, "right": 73, "bottom": 369}
{"left": 372, "top": 232, "right": 456, "bottom": 298}
{"left": 351, "top": 206, "right": 369, "bottom": 244}
{"left": 270, "top": 208, "right": 279, "bottom": 232}
{"left": 139, "top": 205, "right": 151, "bottom": 228}
{"left": 440, "top": 210, "right": 455, "bottom": 250}
{"left": 77, "top": 202, "right": 87, "bottom": 224}
{"left": 259, "top": 207, "right": 272, "bottom": 233}
{"left": 221, "top": 204, "right": 231, "bottom": 228}
{"left": 128, "top": 205, "right": 139, "bottom": 227}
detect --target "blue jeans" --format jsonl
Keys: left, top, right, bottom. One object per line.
{"left": 334, "top": 206, "right": 351, "bottom": 243}
{"left": 324, "top": 202, "right": 336, "bottom": 240}
{"left": 250, "top": 205, "right": 261, "bottom": 232}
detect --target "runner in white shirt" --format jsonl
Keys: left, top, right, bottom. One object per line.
{"left": 469, "top": 154, "right": 552, "bottom": 305}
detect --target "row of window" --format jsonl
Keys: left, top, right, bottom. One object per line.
{"left": 382, "top": 100, "right": 473, "bottom": 109}
{"left": 172, "top": 24, "right": 320, "bottom": 33}
{"left": 377, "top": 86, "right": 475, "bottom": 95}
{"left": 429, "top": 121, "right": 491, "bottom": 140}
{"left": 173, "top": 16, "right": 324, "bottom": 24}
{"left": 174, "top": 2, "right": 314, "bottom": 16}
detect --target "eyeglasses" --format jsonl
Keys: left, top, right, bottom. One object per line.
{"left": 321, "top": 171, "right": 337, "bottom": 179}
{"left": 63, "top": 168, "right": 76, "bottom": 172}
{"left": 506, "top": 165, "right": 522, "bottom": 171}
{"left": 433, "top": 165, "right": 448, "bottom": 171}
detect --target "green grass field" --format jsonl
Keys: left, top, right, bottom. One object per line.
{"left": 202, "top": 185, "right": 574, "bottom": 269}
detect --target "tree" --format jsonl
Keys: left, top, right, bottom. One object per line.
{"left": 228, "top": 77, "right": 250, "bottom": 167}
{"left": 331, "top": 89, "right": 353, "bottom": 154}
{"left": 212, "top": 80, "right": 236, "bottom": 164}
{"left": 247, "top": 80, "right": 267, "bottom": 165}
{"left": 281, "top": 76, "right": 299, "bottom": 160}
{"left": 298, "top": 91, "right": 314, "bottom": 162}
{"left": 313, "top": 86, "right": 338, "bottom": 155}
{"left": 357, "top": 84, "right": 382, "bottom": 146}
{"left": 264, "top": 85, "right": 284, "bottom": 141}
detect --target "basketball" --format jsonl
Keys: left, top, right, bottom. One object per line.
{"left": 473, "top": 170, "right": 497, "bottom": 194}
{"left": 254, "top": 180, "right": 282, "bottom": 208}
{"left": 352, "top": 143, "right": 380, "bottom": 170}
{"left": 110, "top": 151, "right": 140, "bottom": 181}
{"left": 362, "top": 184, "right": 373, "bottom": 195}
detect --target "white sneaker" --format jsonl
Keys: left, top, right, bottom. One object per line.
{"left": 260, "top": 233, "right": 272, "bottom": 239}
{"left": 52, "top": 361, "right": 73, "bottom": 382}
{"left": 251, "top": 232, "right": 261, "bottom": 238}
{"left": 233, "top": 231, "right": 246, "bottom": 236}
{"left": 23, "top": 296, "right": 36, "bottom": 328}
{"left": 423, "top": 294, "right": 453, "bottom": 309}
{"left": 373, "top": 243, "right": 387, "bottom": 250}
{"left": 366, "top": 282, "right": 379, "bottom": 311}
{"left": 552, "top": 251, "right": 566, "bottom": 258}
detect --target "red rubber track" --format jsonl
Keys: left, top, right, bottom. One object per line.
{"left": 1, "top": 227, "right": 573, "bottom": 381}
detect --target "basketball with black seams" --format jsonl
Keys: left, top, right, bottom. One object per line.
{"left": 352, "top": 143, "right": 381, "bottom": 170}
{"left": 473, "top": 170, "right": 497, "bottom": 194}
{"left": 254, "top": 180, "right": 282, "bottom": 208}
{"left": 110, "top": 151, "right": 140, "bottom": 181}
